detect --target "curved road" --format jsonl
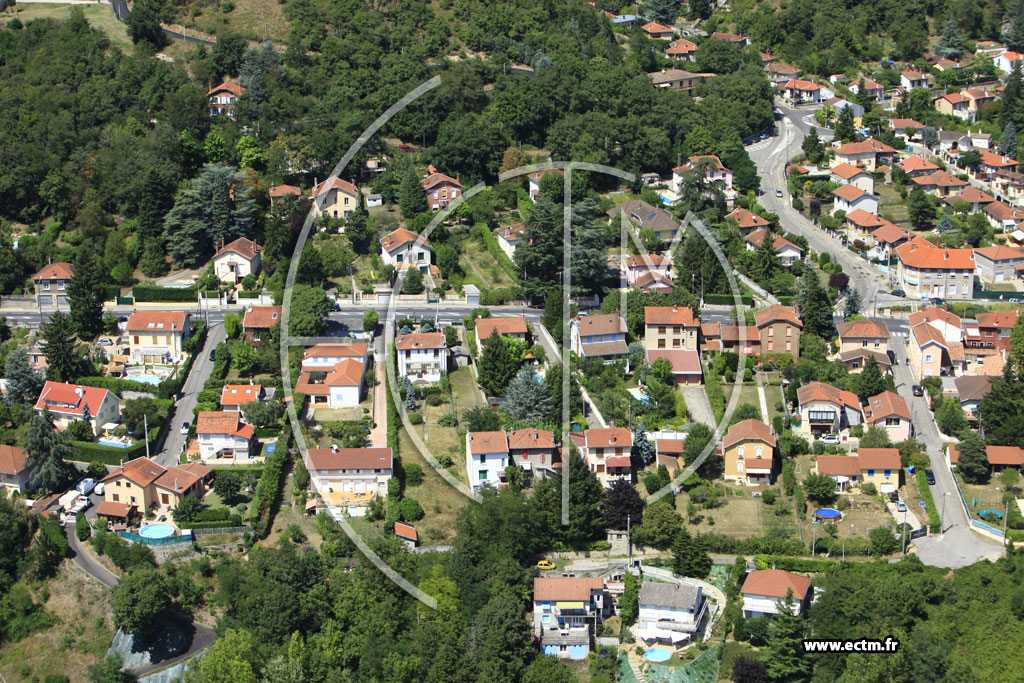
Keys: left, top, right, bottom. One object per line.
{"left": 107, "top": 0, "right": 216, "bottom": 46}
{"left": 65, "top": 528, "right": 217, "bottom": 674}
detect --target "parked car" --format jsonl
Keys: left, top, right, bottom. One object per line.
{"left": 95, "top": 482, "right": 105, "bottom": 496}
{"left": 890, "top": 289, "right": 906, "bottom": 298}
{"left": 889, "top": 490, "right": 899, "bottom": 503}
{"left": 776, "top": 189, "right": 783, "bottom": 197}
{"left": 180, "top": 422, "right": 190, "bottom": 435}
{"left": 209, "top": 348, "right": 217, "bottom": 361}
{"left": 912, "top": 385, "right": 924, "bottom": 397}
{"left": 76, "top": 478, "right": 96, "bottom": 496}
{"left": 536, "top": 559, "right": 556, "bottom": 570}
{"left": 1010, "top": 298, "right": 1022, "bottom": 304}
{"left": 819, "top": 433, "right": 841, "bottom": 445}
{"left": 96, "top": 337, "right": 113, "bottom": 346}
{"left": 397, "top": 144, "right": 415, "bottom": 152}
{"left": 925, "top": 469, "right": 936, "bottom": 485}
{"left": 896, "top": 500, "right": 907, "bottom": 512}
{"left": 930, "top": 297, "right": 945, "bottom": 306}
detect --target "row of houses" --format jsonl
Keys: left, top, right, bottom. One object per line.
{"left": 908, "top": 306, "right": 1014, "bottom": 379}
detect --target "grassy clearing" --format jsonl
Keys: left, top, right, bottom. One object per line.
{"left": 723, "top": 383, "right": 764, "bottom": 421}
{"left": 262, "top": 473, "right": 325, "bottom": 549}
{"left": 172, "top": 0, "right": 289, "bottom": 43}
{"left": 1, "top": 4, "right": 131, "bottom": 48}
{"left": 958, "top": 477, "right": 1008, "bottom": 524}
{"left": 876, "top": 183, "right": 910, "bottom": 225}
{"left": 0, "top": 565, "right": 114, "bottom": 682}
{"left": 684, "top": 494, "right": 767, "bottom": 538}
{"left": 459, "top": 240, "right": 516, "bottom": 289}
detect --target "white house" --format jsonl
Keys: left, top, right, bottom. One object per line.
{"left": 466, "top": 431, "right": 509, "bottom": 492}
{"left": 829, "top": 163, "right": 874, "bottom": 194}
{"left": 306, "top": 446, "right": 393, "bottom": 517}
{"left": 996, "top": 50, "right": 1024, "bottom": 74}
{"left": 297, "top": 359, "right": 367, "bottom": 409}
{"left": 533, "top": 577, "right": 607, "bottom": 660}
{"left": 0, "top": 445, "right": 34, "bottom": 494}
{"left": 795, "top": 381, "right": 862, "bottom": 439}
{"left": 34, "top": 381, "right": 121, "bottom": 434}
{"left": 195, "top": 411, "right": 255, "bottom": 460}
{"left": 396, "top": 332, "right": 447, "bottom": 383}
{"left": 125, "top": 311, "right": 191, "bottom": 365}
{"left": 900, "top": 69, "right": 931, "bottom": 90}
{"left": 527, "top": 169, "right": 564, "bottom": 201}
{"left": 743, "top": 229, "right": 803, "bottom": 266}
{"left": 213, "top": 237, "right": 262, "bottom": 284}
{"left": 496, "top": 223, "right": 526, "bottom": 259}
{"left": 636, "top": 582, "right": 708, "bottom": 644}
{"left": 832, "top": 184, "right": 879, "bottom": 216}
{"left": 741, "top": 569, "right": 813, "bottom": 618}
{"left": 671, "top": 155, "right": 733, "bottom": 196}
{"left": 780, "top": 79, "right": 825, "bottom": 103}
{"left": 301, "top": 342, "right": 368, "bottom": 369}
{"left": 380, "top": 228, "right": 431, "bottom": 272}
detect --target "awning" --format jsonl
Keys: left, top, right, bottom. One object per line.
{"left": 637, "top": 627, "right": 689, "bottom": 643}
{"left": 833, "top": 475, "right": 850, "bottom": 483}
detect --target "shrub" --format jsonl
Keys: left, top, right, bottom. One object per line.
{"left": 438, "top": 412, "right": 457, "bottom": 427}
{"left": 861, "top": 482, "right": 877, "bottom": 495}
{"left": 404, "top": 464, "right": 424, "bottom": 487}
{"left": 426, "top": 393, "right": 446, "bottom": 406}
{"left": 761, "top": 489, "right": 777, "bottom": 505}
{"left": 435, "top": 452, "right": 453, "bottom": 468}
{"left": 76, "top": 513, "right": 91, "bottom": 541}
{"left": 399, "top": 497, "right": 424, "bottom": 522}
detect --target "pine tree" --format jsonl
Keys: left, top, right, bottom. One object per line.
{"left": 799, "top": 271, "right": 834, "bottom": 339}
{"left": 936, "top": 17, "right": 967, "bottom": 59}
{"left": 41, "top": 311, "right": 79, "bottom": 383}
{"left": 1000, "top": 122, "right": 1019, "bottom": 159}
{"left": 687, "top": 0, "right": 711, "bottom": 21}
{"left": 24, "top": 411, "right": 75, "bottom": 493}
{"left": 1008, "top": 0, "right": 1024, "bottom": 52}
{"left": 835, "top": 105, "right": 857, "bottom": 142}
{"left": 671, "top": 528, "right": 711, "bottom": 578}
{"left": 67, "top": 245, "right": 105, "bottom": 341}
{"left": 857, "top": 355, "right": 885, "bottom": 402}
{"left": 478, "top": 330, "right": 518, "bottom": 398}
{"left": 647, "top": 0, "right": 679, "bottom": 23}
{"left": 801, "top": 127, "right": 822, "bottom": 163}
{"left": 750, "top": 230, "right": 779, "bottom": 283}
{"left": 955, "top": 429, "right": 990, "bottom": 483}
{"left": 4, "top": 347, "right": 43, "bottom": 406}
{"left": 399, "top": 167, "right": 429, "bottom": 219}
{"left": 1002, "top": 65, "right": 1024, "bottom": 129}
{"left": 763, "top": 595, "right": 811, "bottom": 682}
{"left": 844, "top": 288, "right": 861, "bottom": 318}
{"left": 907, "top": 186, "right": 937, "bottom": 231}
{"left": 631, "top": 423, "right": 656, "bottom": 467}
{"left": 978, "top": 366, "right": 1024, "bottom": 448}
{"left": 504, "top": 368, "right": 552, "bottom": 423}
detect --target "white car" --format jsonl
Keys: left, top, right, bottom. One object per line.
{"left": 180, "top": 422, "right": 190, "bottom": 435}
{"left": 819, "top": 434, "right": 841, "bottom": 445}
{"left": 97, "top": 338, "right": 113, "bottom": 346}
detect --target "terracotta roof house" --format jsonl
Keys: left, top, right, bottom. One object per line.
{"left": 815, "top": 448, "right": 901, "bottom": 492}
{"left": 895, "top": 241, "right": 975, "bottom": 300}
{"left": 213, "top": 237, "right": 262, "bottom": 284}
{"left": 0, "top": 445, "right": 33, "bottom": 494}
{"left": 33, "top": 262, "right": 73, "bottom": 309}
{"left": 269, "top": 184, "right": 302, "bottom": 201}
{"left": 242, "top": 305, "right": 282, "bottom": 343}
{"left": 723, "top": 419, "right": 776, "bottom": 485}
{"left": 475, "top": 317, "right": 529, "bottom": 342}
{"left": 396, "top": 332, "right": 447, "bottom": 383}
{"left": 898, "top": 155, "right": 940, "bottom": 176}
{"left": 644, "top": 305, "right": 700, "bottom": 354}
{"left": 609, "top": 199, "right": 680, "bottom": 242}
{"left": 948, "top": 443, "right": 1024, "bottom": 471}
{"left": 645, "top": 349, "right": 703, "bottom": 385}
{"left": 526, "top": 168, "right": 564, "bottom": 201}
{"left": 974, "top": 245, "right": 1024, "bottom": 283}
{"left": 741, "top": 569, "right": 812, "bottom": 617}
{"left": 380, "top": 227, "right": 432, "bottom": 272}
{"left": 743, "top": 228, "right": 803, "bottom": 266}
{"left": 944, "top": 186, "right": 995, "bottom": 212}
{"left": 862, "top": 391, "right": 913, "bottom": 441}
{"left": 796, "top": 381, "right": 862, "bottom": 438}
{"left": 125, "top": 311, "right": 191, "bottom": 364}
{"left": 311, "top": 177, "right": 359, "bottom": 219}
{"left": 35, "top": 381, "right": 121, "bottom": 434}
{"left": 219, "top": 384, "right": 263, "bottom": 410}
{"left": 641, "top": 21, "right": 674, "bottom": 40}
{"left": 195, "top": 411, "right": 255, "bottom": 460}
{"left": 726, "top": 207, "right": 771, "bottom": 235}
{"left": 647, "top": 69, "right": 714, "bottom": 93}
{"left": 666, "top": 38, "right": 698, "bottom": 59}
{"left": 394, "top": 521, "right": 418, "bottom": 547}
{"left": 570, "top": 313, "right": 629, "bottom": 364}
{"left": 420, "top": 171, "right": 462, "bottom": 211}
{"left": 101, "top": 457, "right": 209, "bottom": 510}
{"left": 208, "top": 80, "right": 245, "bottom": 117}
{"left": 832, "top": 183, "right": 879, "bottom": 216}
{"left": 579, "top": 427, "right": 632, "bottom": 487}
{"left": 755, "top": 304, "right": 803, "bottom": 359}
{"left": 306, "top": 447, "right": 393, "bottom": 510}
{"left": 780, "top": 79, "right": 825, "bottom": 103}
{"left": 912, "top": 170, "right": 968, "bottom": 196}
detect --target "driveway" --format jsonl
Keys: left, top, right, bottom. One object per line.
{"left": 680, "top": 386, "right": 715, "bottom": 429}
{"left": 155, "top": 322, "right": 226, "bottom": 468}
{"left": 913, "top": 525, "right": 1005, "bottom": 568}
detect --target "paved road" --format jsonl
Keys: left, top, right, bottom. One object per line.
{"left": 65, "top": 527, "right": 119, "bottom": 588}
{"left": 155, "top": 322, "right": 226, "bottom": 468}
{"left": 680, "top": 386, "right": 715, "bottom": 430}
{"left": 752, "top": 101, "right": 1003, "bottom": 564}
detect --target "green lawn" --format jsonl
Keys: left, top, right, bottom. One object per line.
{"left": 876, "top": 183, "right": 910, "bottom": 226}
{"left": 723, "top": 383, "right": 764, "bottom": 422}
{"left": 1, "top": 4, "right": 131, "bottom": 48}
{"left": 459, "top": 241, "right": 516, "bottom": 289}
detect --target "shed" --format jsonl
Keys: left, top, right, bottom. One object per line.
{"left": 462, "top": 284, "right": 481, "bottom": 306}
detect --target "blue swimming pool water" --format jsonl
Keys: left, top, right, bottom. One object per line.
{"left": 138, "top": 523, "right": 175, "bottom": 539}
{"left": 644, "top": 649, "right": 672, "bottom": 662}
{"left": 97, "top": 439, "right": 130, "bottom": 449}
{"left": 816, "top": 508, "right": 841, "bottom": 519}
{"left": 129, "top": 375, "right": 165, "bottom": 386}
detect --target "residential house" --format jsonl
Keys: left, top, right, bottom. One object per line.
{"left": 647, "top": 69, "right": 714, "bottom": 94}
{"left": 633, "top": 272, "right": 675, "bottom": 293}
{"left": 644, "top": 306, "right": 699, "bottom": 351}
{"left": 832, "top": 184, "right": 879, "bottom": 216}
{"left": 466, "top": 431, "right": 509, "bottom": 492}
{"left": 937, "top": 129, "right": 969, "bottom": 153}
{"left": 395, "top": 332, "right": 447, "bottom": 383}
{"left": 845, "top": 209, "right": 892, "bottom": 245}
{"left": 671, "top": 156, "right": 733, "bottom": 197}
{"left": 527, "top": 169, "right": 563, "bottom": 201}
{"left": 984, "top": 201, "right": 1024, "bottom": 231}
{"left": 475, "top": 316, "right": 529, "bottom": 344}
{"left": 871, "top": 222, "right": 911, "bottom": 257}
{"left": 34, "top": 381, "right": 121, "bottom": 433}
{"left": 380, "top": 228, "right": 432, "bottom": 272}
{"left": 991, "top": 169, "right": 1024, "bottom": 204}
{"left": 780, "top": 79, "right": 825, "bottom": 103}
{"left": 722, "top": 419, "right": 776, "bottom": 485}
{"left": 743, "top": 229, "right": 803, "bottom": 266}
{"left": 741, "top": 570, "right": 812, "bottom": 618}
{"left": 849, "top": 78, "right": 884, "bottom": 99}
{"left": 208, "top": 80, "right": 244, "bottom": 117}
{"left": 820, "top": 448, "right": 901, "bottom": 492}
{"left": 996, "top": 50, "right": 1024, "bottom": 74}
{"left": 814, "top": 455, "right": 862, "bottom": 491}
{"left": 838, "top": 346, "right": 892, "bottom": 375}
{"left": 768, "top": 63, "right": 802, "bottom": 85}
{"left": 33, "top": 262, "right": 72, "bottom": 309}
{"left": 125, "top": 311, "right": 191, "bottom": 364}
{"left": 307, "top": 446, "right": 393, "bottom": 516}
{"left": 863, "top": 391, "right": 913, "bottom": 442}
{"left": 508, "top": 428, "right": 559, "bottom": 478}
{"left": 909, "top": 306, "right": 963, "bottom": 343}
{"left": 910, "top": 321, "right": 953, "bottom": 378}
{"left": 974, "top": 245, "right": 1024, "bottom": 283}
{"left": 656, "top": 438, "right": 684, "bottom": 475}
{"left": 755, "top": 304, "right": 802, "bottom": 360}
{"left": 933, "top": 57, "right": 963, "bottom": 71}
{"left": 296, "top": 358, "right": 367, "bottom": 409}
{"left": 831, "top": 139, "right": 898, "bottom": 171}
{"left": 947, "top": 443, "right": 1024, "bottom": 472}
{"left": 830, "top": 163, "right": 875, "bottom": 194}
{"left": 968, "top": 130, "right": 993, "bottom": 149}
{"left": 955, "top": 375, "right": 992, "bottom": 421}
{"left": 641, "top": 21, "right": 674, "bottom": 40}
{"left": 421, "top": 170, "right": 462, "bottom": 210}
{"left": 912, "top": 170, "right": 967, "bottom": 196}
{"left": 101, "top": 457, "right": 209, "bottom": 510}
{"left": 0, "top": 446, "right": 33, "bottom": 494}
{"left": 726, "top": 207, "right": 771, "bottom": 236}
{"left": 311, "top": 177, "right": 359, "bottom": 219}
{"left": 219, "top": 384, "right": 263, "bottom": 412}
{"left": 718, "top": 325, "right": 760, "bottom": 356}
{"left": 944, "top": 186, "right": 995, "bottom": 212}
{"left": 978, "top": 150, "right": 1018, "bottom": 179}
{"left": 394, "top": 522, "right": 418, "bottom": 549}
{"left": 900, "top": 69, "right": 931, "bottom": 90}
{"left": 645, "top": 349, "right": 703, "bottom": 384}
{"left": 836, "top": 319, "right": 889, "bottom": 355}
{"left": 963, "top": 89, "right": 997, "bottom": 117}
{"left": 973, "top": 310, "right": 1018, "bottom": 350}
{"left": 580, "top": 427, "right": 632, "bottom": 487}
{"left": 898, "top": 155, "right": 940, "bottom": 177}
{"left": 796, "top": 381, "right": 862, "bottom": 438}
{"left": 636, "top": 582, "right": 708, "bottom": 644}
{"left": 533, "top": 577, "right": 608, "bottom": 660}
{"left": 213, "top": 237, "right": 261, "bottom": 283}
{"left": 896, "top": 241, "right": 975, "bottom": 300}
{"left": 825, "top": 97, "right": 864, "bottom": 120}
{"left": 624, "top": 254, "right": 672, "bottom": 285}
{"left": 269, "top": 185, "right": 302, "bottom": 205}
{"left": 666, "top": 38, "right": 698, "bottom": 60}
{"left": 242, "top": 305, "right": 282, "bottom": 343}
{"left": 889, "top": 118, "right": 925, "bottom": 135}
{"left": 496, "top": 223, "right": 526, "bottom": 259}
{"left": 569, "top": 313, "right": 629, "bottom": 365}
{"left": 709, "top": 31, "right": 747, "bottom": 45}
{"left": 608, "top": 200, "right": 681, "bottom": 243}
{"left": 196, "top": 411, "right": 255, "bottom": 460}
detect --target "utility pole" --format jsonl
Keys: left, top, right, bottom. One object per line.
{"left": 1004, "top": 500, "right": 1010, "bottom": 549}
{"left": 901, "top": 507, "right": 907, "bottom": 554}
{"left": 144, "top": 413, "right": 149, "bottom": 459}
{"left": 627, "top": 513, "right": 632, "bottom": 567}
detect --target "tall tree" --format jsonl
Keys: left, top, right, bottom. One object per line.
{"left": 956, "top": 429, "right": 990, "bottom": 483}
{"left": 471, "top": 590, "right": 536, "bottom": 681}
{"left": 798, "top": 270, "right": 833, "bottom": 339}
{"left": 857, "top": 355, "right": 885, "bottom": 402}
{"left": 647, "top": 0, "right": 679, "bottom": 23}
{"left": 671, "top": 528, "right": 711, "bottom": 578}
{"left": 834, "top": 105, "right": 857, "bottom": 142}
{"left": 683, "top": 422, "right": 720, "bottom": 479}
{"left": 478, "top": 330, "right": 518, "bottom": 397}
{"left": 67, "top": 245, "right": 105, "bottom": 341}
{"left": 515, "top": 197, "right": 564, "bottom": 296}
{"left": 40, "top": 311, "right": 79, "bottom": 382}
{"left": 801, "top": 127, "right": 823, "bottom": 164}
{"left": 504, "top": 368, "right": 552, "bottom": 423}
{"left": 23, "top": 411, "right": 75, "bottom": 492}
{"left": 287, "top": 285, "right": 330, "bottom": 337}
{"left": 1008, "top": 0, "right": 1024, "bottom": 52}
{"left": 532, "top": 451, "right": 605, "bottom": 546}
{"left": 906, "top": 186, "right": 937, "bottom": 230}
{"left": 4, "top": 347, "right": 44, "bottom": 406}
{"left": 126, "top": 0, "right": 168, "bottom": 48}
{"left": 936, "top": 17, "right": 967, "bottom": 58}
{"left": 978, "top": 367, "right": 1024, "bottom": 447}
{"left": 749, "top": 229, "right": 779, "bottom": 283}
{"left": 631, "top": 423, "right": 656, "bottom": 467}
{"left": 544, "top": 363, "right": 581, "bottom": 426}
{"left": 1000, "top": 122, "right": 1019, "bottom": 158}
{"left": 601, "top": 479, "right": 644, "bottom": 531}
{"left": 399, "top": 167, "right": 429, "bottom": 219}
{"left": 843, "top": 288, "right": 861, "bottom": 318}
{"left": 1005, "top": 65, "right": 1024, "bottom": 129}
{"left": 1010, "top": 313, "right": 1024, "bottom": 373}
{"left": 763, "top": 595, "right": 810, "bottom": 683}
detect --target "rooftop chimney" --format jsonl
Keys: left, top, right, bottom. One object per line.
{"left": 332, "top": 444, "right": 338, "bottom": 453}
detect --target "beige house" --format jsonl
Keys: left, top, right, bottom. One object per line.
{"left": 830, "top": 138, "right": 897, "bottom": 171}
{"left": 647, "top": 69, "right": 714, "bottom": 94}
{"left": 909, "top": 322, "right": 951, "bottom": 379}
{"left": 722, "top": 419, "right": 775, "bottom": 485}
{"left": 836, "top": 320, "right": 889, "bottom": 355}
{"left": 815, "top": 448, "right": 901, "bottom": 493}
{"left": 213, "top": 237, "right": 262, "bottom": 283}
{"left": 644, "top": 306, "right": 699, "bottom": 351}
{"left": 307, "top": 447, "right": 393, "bottom": 516}
{"left": 578, "top": 427, "right": 632, "bottom": 487}
{"left": 126, "top": 311, "right": 191, "bottom": 365}
{"left": 101, "top": 457, "right": 210, "bottom": 511}
{"left": 862, "top": 391, "right": 913, "bottom": 442}
{"left": 475, "top": 317, "right": 528, "bottom": 343}
{"left": 796, "top": 381, "right": 862, "bottom": 438}
{"left": 755, "top": 304, "right": 802, "bottom": 360}
{"left": 312, "top": 177, "right": 359, "bottom": 219}
{"left": 895, "top": 241, "right": 975, "bottom": 300}
{"left": 0, "top": 445, "right": 34, "bottom": 494}
{"left": 33, "top": 262, "right": 73, "bottom": 309}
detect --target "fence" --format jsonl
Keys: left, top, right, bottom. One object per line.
{"left": 189, "top": 525, "right": 252, "bottom": 536}
{"left": 117, "top": 530, "right": 193, "bottom": 545}
{"left": 949, "top": 466, "right": 1005, "bottom": 538}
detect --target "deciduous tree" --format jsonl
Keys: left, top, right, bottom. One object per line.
{"left": 601, "top": 479, "right": 643, "bottom": 531}
{"left": 111, "top": 568, "right": 171, "bottom": 637}
{"left": 671, "top": 528, "right": 711, "bottom": 578}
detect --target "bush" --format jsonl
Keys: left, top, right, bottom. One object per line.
{"left": 399, "top": 497, "right": 424, "bottom": 522}
{"left": 426, "top": 393, "right": 447, "bottom": 406}
{"left": 76, "top": 513, "right": 91, "bottom": 541}
{"left": 761, "top": 489, "right": 777, "bottom": 505}
{"left": 861, "top": 482, "right": 877, "bottom": 495}
{"left": 249, "top": 431, "right": 291, "bottom": 538}
{"left": 438, "top": 412, "right": 457, "bottom": 427}
{"left": 404, "top": 464, "right": 424, "bottom": 487}
{"left": 77, "top": 376, "right": 157, "bottom": 395}
{"left": 408, "top": 412, "right": 424, "bottom": 425}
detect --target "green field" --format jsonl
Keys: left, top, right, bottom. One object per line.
{"left": 1, "top": 4, "right": 131, "bottom": 48}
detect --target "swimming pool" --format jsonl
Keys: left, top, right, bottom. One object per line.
{"left": 97, "top": 439, "right": 130, "bottom": 449}
{"left": 644, "top": 648, "right": 672, "bottom": 662}
{"left": 138, "top": 523, "right": 175, "bottom": 539}
{"left": 129, "top": 375, "right": 165, "bottom": 386}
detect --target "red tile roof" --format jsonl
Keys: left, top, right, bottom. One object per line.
{"left": 833, "top": 139, "right": 897, "bottom": 155}
{"left": 723, "top": 419, "right": 775, "bottom": 450}
{"left": 674, "top": 155, "right": 730, "bottom": 174}
{"left": 831, "top": 163, "right": 870, "bottom": 180}
{"left": 755, "top": 304, "right": 802, "bottom": 329}
{"left": 475, "top": 317, "right": 528, "bottom": 340}
{"left": 380, "top": 228, "right": 429, "bottom": 252}
{"left": 208, "top": 80, "right": 244, "bottom": 97}
{"left": 196, "top": 411, "right": 253, "bottom": 439}
{"left": 269, "top": 184, "right": 302, "bottom": 198}
{"left": 864, "top": 392, "right": 910, "bottom": 422}
{"left": 741, "top": 569, "right": 811, "bottom": 600}
{"left": 726, "top": 207, "right": 771, "bottom": 230}
{"left": 220, "top": 384, "right": 262, "bottom": 406}
{"left": 645, "top": 306, "right": 698, "bottom": 327}
{"left": 979, "top": 150, "right": 1017, "bottom": 168}
{"left": 303, "top": 343, "right": 368, "bottom": 360}
{"left": 311, "top": 176, "right": 358, "bottom": 198}
{"left": 645, "top": 349, "right": 702, "bottom": 375}
{"left": 420, "top": 172, "right": 461, "bottom": 191}
{"left": 898, "top": 155, "right": 939, "bottom": 173}
{"left": 534, "top": 577, "right": 605, "bottom": 601}
{"left": 33, "top": 262, "right": 73, "bottom": 281}
{"left": 584, "top": 427, "right": 632, "bottom": 449}
{"left": 836, "top": 319, "right": 888, "bottom": 340}
{"left": 508, "top": 428, "right": 556, "bottom": 450}
{"left": 307, "top": 447, "right": 393, "bottom": 470}
{"left": 976, "top": 310, "right": 1019, "bottom": 328}
{"left": 0, "top": 445, "right": 27, "bottom": 476}
{"left": 126, "top": 310, "right": 189, "bottom": 333}
{"left": 102, "top": 457, "right": 165, "bottom": 487}
{"left": 710, "top": 31, "right": 746, "bottom": 43}
{"left": 243, "top": 305, "right": 282, "bottom": 329}
{"left": 782, "top": 79, "right": 822, "bottom": 91}
{"left": 467, "top": 431, "right": 509, "bottom": 455}
{"left": 573, "top": 312, "right": 627, "bottom": 336}
{"left": 945, "top": 186, "right": 995, "bottom": 205}
{"left": 154, "top": 467, "right": 202, "bottom": 494}
{"left": 857, "top": 447, "right": 901, "bottom": 469}
{"left": 215, "top": 237, "right": 262, "bottom": 261}
{"left": 642, "top": 21, "right": 672, "bottom": 34}
{"left": 909, "top": 306, "right": 962, "bottom": 330}
{"left": 395, "top": 332, "right": 445, "bottom": 350}
{"left": 394, "top": 522, "right": 417, "bottom": 541}
{"left": 666, "top": 38, "right": 697, "bottom": 55}
{"left": 95, "top": 501, "right": 134, "bottom": 518}
{"left": 625, "top": 253, "right": 670, "bottom": 268}
{"left": 833, "top": 184, "right": 870, "bottom": 202}
{"left": 35, "top": 381, "right": 115, "bottom": 418}
{"left": 815, "top": 455, "right": 863, "bottom": 477}
{"left": 797, "top": 381, "right": 859, "bottom": 409}
{"left": 744, "top": 228, "right": 801, "bottom": 254}
{"left": 871, "top": 222, "right": 910, "bottom": 245}
{"left": 974, "top": 245, "right": 1024, "bottom": 261}
{"left": 896, "top": 241, "right": 974, "bottom": 270}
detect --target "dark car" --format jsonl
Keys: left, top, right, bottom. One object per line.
{"left": 912, "top": 384, "right": 924, "bottom": 397}
{"left": 890, "top": 289, "right": 906, "bottom": 298}
{"left": 889, "top": 490, "right": 899, "bottom": 503}
{"left": 209, "top": 348, "right": 217, "bottom": 361}
{"left": 926, "top": 469, "right": 936, "bottom": 485}
{"left": 930, "top": 297, "right": 945, "bottom": 306}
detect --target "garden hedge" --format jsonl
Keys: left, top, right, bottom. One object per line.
{"left": 249, "top": 431, "right": 291, "bottom": 538}
{"left": 915, "top": 468, "right": 941, "bottom": 533}
{"left": 132, "top": 285, "right": 218, "bottom": 302}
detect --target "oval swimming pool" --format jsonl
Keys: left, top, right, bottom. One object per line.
{"left": 138, "top": 523, "right": 175, "bottom": 539}
{"left": 644, "top": 648, "right": 672, "bottom": 662}
{"left": 815, "top": 508, "right": 841, "bottom": 520}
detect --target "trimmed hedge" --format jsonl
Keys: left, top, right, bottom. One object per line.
{"left": 754, "top": 554, "right": 837, "bottom": 572}
{"left": 238, "top": 290, "right": 261, "bottom": 299}
{"left": 249, "top": 431, "right": 291, "bottom": 538}
{"left": 77, "top": 376, "right": 158, "bottom": 395}
{"left": 386, "top": 352, "right": 400, "bottom": 455}
{"left": 473, "top": 223, "right": 520, "bottom": 283}
{"left": 132, "top": 285, "right": 207, "bottom": 302}
{"left": 253, "top": 427, "right": 281, "bottom": 439}
{"left": 704, "top": 293, "right": 754, "bottom": 306}
{"left": 916, "top": 468, "right": 941, "bottom": 533}
{"left": 184, "top": 517, "right": 244, "bottom": 530}
{"left": 209, "top": 465, "right": 263, "bottom": 478}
